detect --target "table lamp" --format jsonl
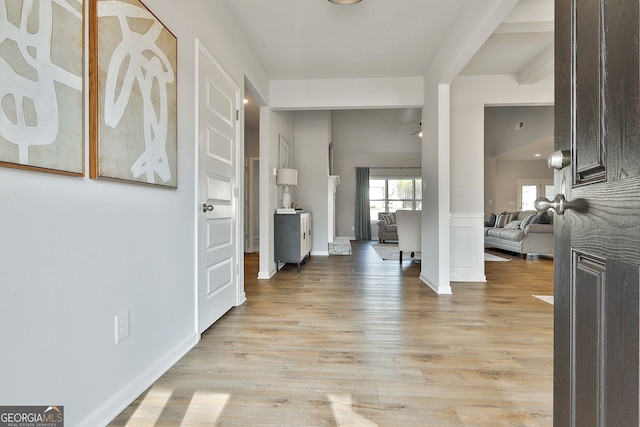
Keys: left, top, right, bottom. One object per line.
{"left": 276, "top": 168, "right": 297, "bottom": 209}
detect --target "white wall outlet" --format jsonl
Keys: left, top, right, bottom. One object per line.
{"left": 115, "top": 310, "right": 130, "bottom": 344}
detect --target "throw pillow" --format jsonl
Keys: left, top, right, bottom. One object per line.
{"left": 486, "top": 212, "right": 497, "bottom": 227}
{"left": 504, "top": 220, "right": 522, "bottom": 229}
{"left": 520, "top": 214, "right": 536, "bottom": 229}
{"left": 530, "top": 211, "right": 551, "bottom": 225}
{"left": 380, "top": 213, "right": 395, "bottom": 225}
{"left": 494, "top": 213, "right": 508, "bottom": 228}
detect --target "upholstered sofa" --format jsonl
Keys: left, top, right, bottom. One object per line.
{"left": 377, "top": 212, "right": 398, "bottom": 242}
{"left": 484, "top": 210, "right": 554, "bottom": 259}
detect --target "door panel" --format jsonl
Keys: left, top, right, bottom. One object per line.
{"left": 603, "top": 259, "right": 639, "bottom": 425}
{"left": 572, "top": 253, "right": 605, "bottom": 427}
{"left": 574, "top": 0, "right": 605, "bottom": 184}
{"left": 555, "top": 0, "right": 640, "bottom": 425}
{"left": 197, "top": 42, "right": 241, "bottom": 334}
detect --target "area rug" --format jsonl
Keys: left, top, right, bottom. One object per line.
{"left": 533, "top": 295, "right": 554, "bottom": 305}
{"left": 372, "top": 244, "right": 420, "bottom": 261}
{"left": 373, "top": 246, "right": 510, "bottom": 262}
{"left": 484, "top": 252, "right": 511, "bottom": 262}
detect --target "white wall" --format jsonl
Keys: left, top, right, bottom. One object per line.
{"left": 293, "top": 111, "right": 331, "bottom": 255}
{"left": 493, "top": 160, "right": 553, "bottom": 213}
{"left": 485, "top": 105, "right": 554, "bottom": 157}
{"left": 0, "top": 1, "right": 269, "bottom": 425}
{"left": 484, "top": 155, "right": 497, "bottom": 218}
{"left": 245, "top": 128, "right": 259, "bottom": 157}
{"left": 270, "top": 77, "right": 423, "bottom": 110}
{"left": 258, "top": 108, "right": 294, "bottom": 279}
{"left": 449, "top": 74, "right": 553, "bottom": 282}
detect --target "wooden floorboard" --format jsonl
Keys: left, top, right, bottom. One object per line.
{"left": 109, "top": 241, "right": 553, "bottom": 426}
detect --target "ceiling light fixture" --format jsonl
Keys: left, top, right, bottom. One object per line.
{"left": 328, "top": 0, "right": 362, "bottom": 4}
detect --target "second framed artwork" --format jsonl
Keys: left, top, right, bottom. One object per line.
{"left": 89, "top": 0, "right": 177, "bottom": 188}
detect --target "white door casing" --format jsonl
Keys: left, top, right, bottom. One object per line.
{"left": 196, "top": 40, "right": 245, "bottom": 334}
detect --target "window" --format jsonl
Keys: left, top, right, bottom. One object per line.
{"left": 516, "top": 179, "right": 554, "bottom": 211}
{"left": 370, "top": 177, "right": 422, "bottom": 219}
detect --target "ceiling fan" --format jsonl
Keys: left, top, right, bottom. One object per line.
{"left": 401, "top": 121, "right": 422, "bottom": 136}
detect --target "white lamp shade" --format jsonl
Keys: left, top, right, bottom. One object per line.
{"left": 276, "top": 168, "right": 297, "bottom": 186}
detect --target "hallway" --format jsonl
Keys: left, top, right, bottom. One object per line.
{"left": 109, "top": 241, "right": 553, "bottom": 426}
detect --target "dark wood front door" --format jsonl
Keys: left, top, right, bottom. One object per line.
{"left": 554, "top": 0, "right": 640, "bottom": 425}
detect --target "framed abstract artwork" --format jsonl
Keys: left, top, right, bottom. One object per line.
{"left": 0, "top": 0, "right": 84, "bottom": 176}
{"left": 89, "top": 0, "right": 177, "bottom": 187}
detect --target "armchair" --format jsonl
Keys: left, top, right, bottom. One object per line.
{"left": 396, "top": 210, "right": 421, "bottom": 263}
{"left": 377, "top": 212, "right": 398, "bottom": 242}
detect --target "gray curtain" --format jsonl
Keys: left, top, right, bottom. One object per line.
{"left": 355, "top": 167, "right": 371, "bottom": 240}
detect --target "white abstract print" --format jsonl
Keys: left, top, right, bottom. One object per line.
{"left": 0, "top": 0, "right": 82, "bottom": 166}
{"left": 98, "top": 0, "right": 175, "bottom": 184}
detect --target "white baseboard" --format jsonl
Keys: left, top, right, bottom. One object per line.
{"left": 257, "top": 269, "right": 276, "bottom": 279}
{"left": 420, "top": 273, "right": 453, "bottom": 295}
{"left": 236, "top": 292, "right": 247, "bottom": 306}
{"left": 311, "top": 250, "right": 329, "bottom": 256}
{"left": 79, "top": 332, "right": 199, "bottom": 427}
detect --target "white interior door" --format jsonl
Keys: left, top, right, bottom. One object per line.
{"left": 197, "top": 41, "right": 242, "bottom": 334}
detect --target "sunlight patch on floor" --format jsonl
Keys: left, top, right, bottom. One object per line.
{"left": 124, "top": 388, "right": 229, "bottom": 426}
{"left": 328, "top": 394, "right": 378, "bottom": 427}
{"left": 533, "top": 295, "right": 554, "bottom": 305}
{"left": 182, "top": 391, "right": 230, "bottom": 424}
{"left": 125, "top": 388, "right": 172, "bottom": 426}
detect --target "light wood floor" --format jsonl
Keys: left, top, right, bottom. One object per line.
{"left": 109, "top": 241, "right": 554, "bottom": 426}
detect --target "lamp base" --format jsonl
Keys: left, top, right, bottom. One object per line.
{"left": 282, "top": 185, "right": 291, "bottom": 209}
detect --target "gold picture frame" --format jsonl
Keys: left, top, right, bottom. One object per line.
{"left": 0, "top": 0, "right": 84, "bottom": 176}
{"left": 89, "top": 0, "right": 177, "bottom": 187}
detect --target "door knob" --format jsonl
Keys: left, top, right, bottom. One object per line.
{"left": 548, "top": 150, "right": 571, "bottom": 170}
{"left": 202, "top": 203, "right": 214, "bottom": 212}
{"left": 534, "top": 194, "right": 568, "bottom": 215}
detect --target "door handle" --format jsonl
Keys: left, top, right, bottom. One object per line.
{"left": 535, "top": 194, "right": 569, "bottom": 215}
{"left": 202, "top": 203, "right": 214, "bottom": 213}
{"left": 548, "top": 150, "right": 571, "bottom": 170}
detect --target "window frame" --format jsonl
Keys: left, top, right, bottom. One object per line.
{"left": 370, "top": 176, "right": 422, "bottom": 215}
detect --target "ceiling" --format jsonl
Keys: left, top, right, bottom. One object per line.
{"left": 228, "top": 0, "right": 554, "bottom": 149}
{"left": 485, "top": 105, "right": 554, "bottom": 162}
{"left": 223, "top": 0, "right": 553, "bottom": 81}
{"left": 222, "top": 0, "right": 467, "bottom": 80}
